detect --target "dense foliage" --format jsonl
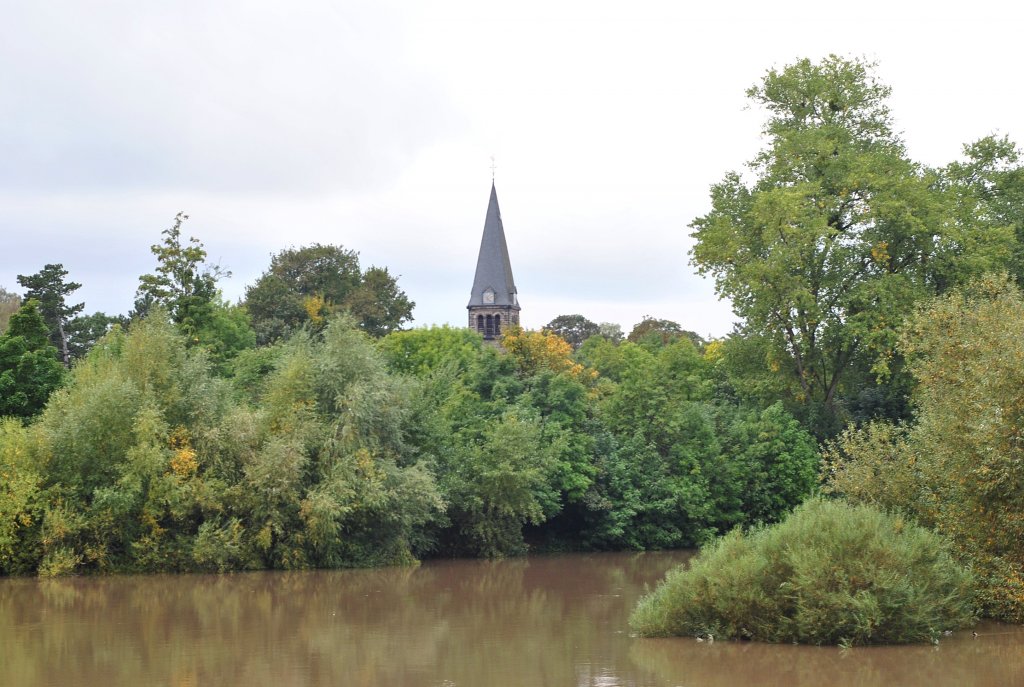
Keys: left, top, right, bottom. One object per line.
{"left": 630, "top": 498, "right": 975, "bottom": 645}
{"left": 244, "top": 244, "right": 414, "bottom": 343}
{"left": 16, "top": 265, "right": 122, "bottom": 365}
{"left": 628, "top": 55, "right": 1024, "bottom": 637}
{"left": 824, "top": 275, "right": 1024, "bottom": 621}
{"left": 135, "top": 212, "right": 230, "bottom": 337}
{"left": 0, "top": 312, "right": 819, "bottom": 575}
{"left": 627, "top": 317, "right": 704, "bottom": 350}
{"left": 17, "top": 264, "right": 83, "bottom": 366}
{"left": 0, "top": 315, "right": 442, "bottom": 575}
{"left": 383, "top": 324, "right": 819, "bottom": 557}
{"left": 0, "top": 301, "right": 65, "bottom": 419}
{"left": 691, "top": 56, "right": 1016, "bottom": 435}
{"left": 543, "top": 314, "right": 600, "bottom": 350}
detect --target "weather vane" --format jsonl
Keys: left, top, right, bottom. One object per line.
{"left": 490, "top": 155, "right": 496, "bottom": 181}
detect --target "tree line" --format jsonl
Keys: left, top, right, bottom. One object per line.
{"left": 0, "top": 301, "right": 819, "bottom": 574}
{"left": 2, "top": 54, "right": 1024, "bottom": 622}
{"left": 0, "top": 207, "right": 819, "bottom": 574}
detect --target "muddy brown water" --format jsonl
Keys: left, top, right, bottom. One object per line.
{"left": 1, "top": 551, "right": 1021, "bottom": 686}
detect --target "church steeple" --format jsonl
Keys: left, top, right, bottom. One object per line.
{"left": 468, "top": 183, "right": 520, "bottom": 339}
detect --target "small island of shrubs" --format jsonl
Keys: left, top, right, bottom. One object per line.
{"left": 630, "top": 498, "right": 975, "bottom": 646}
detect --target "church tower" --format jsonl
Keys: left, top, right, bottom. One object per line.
{"left": 468, "top": 183, "right": 520, "bottom": 340}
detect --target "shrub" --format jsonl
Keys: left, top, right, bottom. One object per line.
{"left": 630, "top": 498, "right": 975, "bottom": 646}
{"left": 825, "top": 275, "right": 1024, "bottom": 621}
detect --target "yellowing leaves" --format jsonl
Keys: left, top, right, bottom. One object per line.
{"left": 170, "top": 447, "right": 198, "bottom": 477}
{"left": 870, "top": 240, "right": 890, "bottom": 265}
{"left": 303, "top": 293, "right": 329, "bottom": 326}
{"left": 501, "top": 326, "right": 590, "bottom": 379}
{"left": 168, "top": 426, "right": 198, "bottom": 477}
{"left": 702, "top": 339, "right": 725, "bottom": 363}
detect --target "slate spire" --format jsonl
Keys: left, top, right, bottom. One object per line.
{"left": 467, "top": 183, "right": 520, "bottom": 339}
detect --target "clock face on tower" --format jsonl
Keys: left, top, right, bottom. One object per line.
{"left": 483, "top": 289, "right": 495, "bottom": 304}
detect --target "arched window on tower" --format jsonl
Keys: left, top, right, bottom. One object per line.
{"left": 477, "top": 314, "right": 484, "bottom": 333}
{"left": 485, "top": 314, "right": 494, "bottom": 337}
{"left": 494, "top": 314, "right": 501, "bottom": 336}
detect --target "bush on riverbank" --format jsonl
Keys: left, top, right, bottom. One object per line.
{"left": 630, "top": 498, "right": 975, "bottom": 646}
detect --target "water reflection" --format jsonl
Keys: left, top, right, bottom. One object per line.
{"left": 1, "top": 551, "right": 1022, "bottom": 687}
{"left": 0, "top": 553, "right": 682, "bottom": 687}
{"left": 631, "top": 621, "right": 1024, "bottom": 687}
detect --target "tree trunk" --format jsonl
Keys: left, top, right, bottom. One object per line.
{"left": 56, "top": 318, "right": 71, "bottom": 367}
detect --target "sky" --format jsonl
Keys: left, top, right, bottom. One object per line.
{"left": 2, "top": 1, "right": 1022, "bottom": 339}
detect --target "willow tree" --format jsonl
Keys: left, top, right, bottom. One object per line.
{"left": 690, "top": 56, "right": 1012, "bottom": 430}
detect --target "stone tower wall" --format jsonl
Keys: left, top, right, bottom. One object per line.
{"left": 468, "top": 306, "right": 520, "bottom": 340}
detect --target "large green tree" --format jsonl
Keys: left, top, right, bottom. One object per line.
{"left": 379, "top": 325, "right": 484, "bottom": 376}
{"left": 0, "top": 301, "right": 65, "bottom": 418}
{"left": 17, "top": 264, "right": 84, "bottom": 366}
{"left": 543, "top": 314, "right": 600, "bottom": 350}
{"left": 64, "top": 311, "right": 126, "bottom": 360}
{"left": 16, "top": 266, "right": 131, "bottom": 363}
{"left": 690, "top": 56, "right": 1013, "bottom": 431}
{"left": 244, "top": 244, "right": 414, "bottom": 343}
{"left": 597, "top": 322, "right": 624, "bottom": 344}
{"left": 133, "top": 213, "right": 254, "bottom": 371}
{"left": 344, "top": 266, "right": 415, "bottom": 338}
{"left": 627, "top": 317, "right": 704, "bottom": 351}
{"left": 938, "top": 135, "right": 1024, "bottom": 287}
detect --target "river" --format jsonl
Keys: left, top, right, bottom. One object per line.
{"left": 1, "top": 551, "right": 1021, "bottom": 686}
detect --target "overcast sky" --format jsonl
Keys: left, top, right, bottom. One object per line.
{"left": 2, "top": 1, "right": 1022, "bottom": 338}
